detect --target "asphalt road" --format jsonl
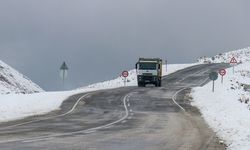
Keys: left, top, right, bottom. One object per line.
{"left": 0, "top": 63, "right": 229, "bottom": 150}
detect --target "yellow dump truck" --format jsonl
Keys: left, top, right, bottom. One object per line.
{"left": 135, "top": 58, "right": 162, "bottom": 87}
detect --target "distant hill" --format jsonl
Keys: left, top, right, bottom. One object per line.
{"left": 198, "top": 47, "right": 250, "bottom": 64}
{"left": 0, "top": 60, "right": 43, "bottom": 94}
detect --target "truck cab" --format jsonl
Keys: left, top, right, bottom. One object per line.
{"left": 136, "top": 58, "right": 162, "bottom": 87}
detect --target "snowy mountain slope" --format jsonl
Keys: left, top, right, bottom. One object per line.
{"left": 0, "top": 60, "right": 43, "bottom": 94}
{"left": 198, "top": 47, "right": 250, "bottom": 64}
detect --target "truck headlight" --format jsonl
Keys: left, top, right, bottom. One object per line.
{"left": 138, "top": 76, "right": 142, "bottom": 81}
{"left": 153, "top": 77, "right": 157, "bottom": 81}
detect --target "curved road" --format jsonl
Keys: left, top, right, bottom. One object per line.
{"left": 0, "top": 63, "right": 228, "bottom": 150}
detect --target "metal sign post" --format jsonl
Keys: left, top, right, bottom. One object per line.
{"left": 219, "top": 69, "right": 226, "bottom": 84}
{"left": 60, "top": 61, "right": 68, "bottom": 89}
{"left": 122, "top": 71, "right": 129, "bottom": 86}
{"left": 209, "top": 72, "right": 218, "bottom": 92}
{"left": 165, "top": 60, "right": 167, "bottom": 72}
{"left": 230, "top": 57, "right": 237, "bottom": 74}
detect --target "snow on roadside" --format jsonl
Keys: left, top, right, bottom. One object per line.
{"left": 0, "top": 92, "right": 70, "bottom": 122}
{"left": 0, "top": 63, "right": 196, "bottom": 123}
{"left": 191, "top": 62, "right": 250, "bottom": 150}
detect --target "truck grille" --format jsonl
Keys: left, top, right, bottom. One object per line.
{"left": 142, "top": 73, "right": 153, "bottom": 76}
{"left": 143, "top": 76, "right": 153, "bottom": 81}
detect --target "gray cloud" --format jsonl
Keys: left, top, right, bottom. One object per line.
{"left": 0, "top": 0, "right": 250, "bottom": 90}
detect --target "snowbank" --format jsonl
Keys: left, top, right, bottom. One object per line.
{"left": 0, "top": 92, "right": 70, "bottom": 122}
{"left": 192, "top": 62, "right": 250, "bottom": 150}
{"left": 0, "top": 63, "right": 196, "bottom": 122}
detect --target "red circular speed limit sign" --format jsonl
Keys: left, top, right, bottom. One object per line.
{"left": 219, "top": 69, "right": 226, "bottom": 76}
{"left": 122, "top": 71, "right": 129, "bottom": 77}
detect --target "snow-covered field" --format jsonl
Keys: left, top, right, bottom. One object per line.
{"left": 0, "top": 63, "right": 196, "bottom": 123}
{"left": 192, "top": 48, "right": 250, "bottom": 150}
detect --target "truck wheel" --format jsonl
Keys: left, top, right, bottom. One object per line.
{"left": 142, "top": 83, "right": 146, "bottom": 87}
{"left": 138, "top": 82, "right": 145, "bottom": 87}
{"left": 159, "top": 81, "right": 162, "bottom": 87}
{"left": 138, "top": 83, "right": 142, "bottom": 87}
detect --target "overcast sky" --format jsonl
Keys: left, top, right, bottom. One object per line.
{"left": 0, "top": 0, "right": 250, "bottom": 91}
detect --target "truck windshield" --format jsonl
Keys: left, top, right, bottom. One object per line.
{"left": 139, "top": 63, "right": 157, "bottom": 70}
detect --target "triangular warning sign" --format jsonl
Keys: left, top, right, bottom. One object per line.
{"left": 230, "top": 57, "right": 237, "bottom": 64}
{"left": 60, "top": 62, "right": 68, "bottom": 70}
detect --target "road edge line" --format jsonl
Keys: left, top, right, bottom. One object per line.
{"left": 172, "top": 88, "right": 186, "bottom": 111}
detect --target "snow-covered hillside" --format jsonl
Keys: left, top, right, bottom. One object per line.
{"left": 198, "top": 47, "right": 250, "bottom": 64}
{"left": 0, "top": 60, "right": 43, "bottom": 94}
{"left": 192, "top": 47, "right": 250, "bottom": 150}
